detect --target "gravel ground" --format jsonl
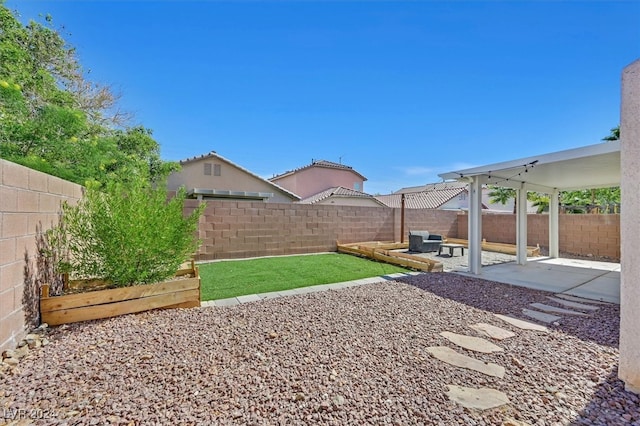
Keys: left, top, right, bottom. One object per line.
{"left": 408, "top": 250, "right": 517, "bottom": 272}
{"left": 1, "top": 274, "right": 638, "bottom": 426}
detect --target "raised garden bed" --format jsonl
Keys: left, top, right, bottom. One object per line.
{"left": 337, "top": 241, "right": 443, "bottom": 272}
{"left": 40, "top": 261, "right": 200, "bottom": 326}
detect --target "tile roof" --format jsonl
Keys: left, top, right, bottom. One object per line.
{"left": 177, "top": 151, "right": 301, "bottom": 200}
{"left": 376, "top": 187, "right": 467, "bottom": 209}
{"left": 270, "top": 159, "right": 367, "bottom": 181}
{"left": 394, "top": 181, "right": 468, "bottom": 194}
{"left": 299, "top": 186, "right": 384, "bottom": 205}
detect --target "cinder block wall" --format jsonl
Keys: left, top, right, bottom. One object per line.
{"left": 457, "top": 213, "right": 620, "bottom": 260}
{"left": 189, "top": 200, "right": 461, "bottom": 261}
{"left": 0, "top": 160, "right": 83, "bottom": 353}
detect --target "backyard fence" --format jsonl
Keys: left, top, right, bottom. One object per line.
{"left": 0, "top": 158, "right": 622, "bottom": 354}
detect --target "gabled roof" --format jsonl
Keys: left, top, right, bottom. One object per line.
{"left": 178, "top": 151, "right": 301, "bottom": 200}
{"left": 299, "top": 186, "right": 385, "bottom": 206}
{"left": 270, "top": 159, "right": 367, "bottom": 181}
{"left": 376, "top": 187, "right": 469, "bottom": 209}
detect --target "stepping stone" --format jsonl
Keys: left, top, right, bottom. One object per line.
{"left": 425, "top": 346, "right": 505, "bottom": 378}
{"left": 554, "top": 294, "right": 611, "bottom": 305}
{"left": 446, "top": 385, "right": 510, "bottom": 410}
{"left": 522, "top": 309, "right": 561, "bottom": 324}
{"left": 440, "top": 331, "right": 503, "bottom": 354}
{"left": 494, "top": 314, "right": 549, "bottom": 332}
{"left": 469, "top": 323, "right": 515, "bottom": 341}
{"left": 546, "top": 296, "right": 600, "bottom": 311}
{"left": 529, "top": 303, "right": 589, "bottom": 317}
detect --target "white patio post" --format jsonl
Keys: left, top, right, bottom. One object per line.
{"left": 548, "top": 188, "right": 560, "bottom": 258}
{"left": 516, "top": 185, "right": 528, "bottom": 265}
{"left": 620, "top": 58, "right": 640, "bottom": 394}
{"left": 467, "top": 177, "right": 483, "bottom": 274}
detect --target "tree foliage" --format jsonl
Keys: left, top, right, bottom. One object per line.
{"left": 0, "top": 2, "right": 176, "bottom": 185}
{"left": 602, "top": 125, "right": 620, "bottom": 141}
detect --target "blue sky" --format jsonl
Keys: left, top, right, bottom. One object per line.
{"left": 7, "top": 1, "right": 640, "bottom": 194}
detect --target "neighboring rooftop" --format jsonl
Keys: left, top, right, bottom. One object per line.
{"left": 376, "top": 187, "right": 471, "bottom": 209}
{"left": 175, "top": 151, "right": 301, "bottom": 201}
{"left": 299, "top": 186, "right": 385, "bottom": 205}
{"left": 270, "top": 159, "right": 367, "bottom": 182}
{"left": 394, "top": 181, "right": 468, "bottom": 194}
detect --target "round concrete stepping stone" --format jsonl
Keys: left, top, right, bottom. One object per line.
{"left": 529, "top": 302, "right": 589, "bottom": 316}
{"left": 426, "top": 346, "right": 505, "bottom": 378}
{"left": 440, "top": 331, "right": 504, "bottom": 354}
{"left": 554, "top": 293, "right": 612, "bottom": 305}
{"left": 546, "top": 296, "right": 600, "bottom": 311}
{"left": 469, "top": 323, "right": 515, "bottom": 341}
{"left": 446, "top": 385, "right": 510, "bottom": 410}
{"left": 522, "top": 308, "right": 561, "bottom": 324}
{"left": 494, "top": 314, "right": 549, "bottom": 332}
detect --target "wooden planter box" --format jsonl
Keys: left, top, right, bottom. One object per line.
{"left": 40, "top": 263, "right": 201, "bottom": 326}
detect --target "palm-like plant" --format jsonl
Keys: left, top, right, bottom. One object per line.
{"left": 602, "top": 126, "right": 620, "bottom": 141}
{"left": 488, "top": 186, "right": 517, "bottom": 214}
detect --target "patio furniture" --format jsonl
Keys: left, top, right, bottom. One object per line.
{"left": 438, "top": 243, "right": 465, "bottom": 257}
{"left": 408, "top": 231, "right": 444, "bottom": 253}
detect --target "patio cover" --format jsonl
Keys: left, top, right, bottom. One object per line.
{"left": 438, "top": 140, "right": 621, "bottom": 274}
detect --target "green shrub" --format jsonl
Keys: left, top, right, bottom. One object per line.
{"left": 59, "top": 180, "right": 204, "bottom": 287}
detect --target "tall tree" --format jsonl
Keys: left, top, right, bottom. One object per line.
{"left": 0, "top": 2, "right": 176, "bottom": 185}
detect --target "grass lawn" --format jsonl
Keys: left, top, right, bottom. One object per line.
{"left": 198, "top": 253, "right": 411, "bottom": 301}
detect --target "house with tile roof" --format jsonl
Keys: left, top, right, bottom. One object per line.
{"left": 298, "top": 186, "right": 387, "bottom": 207}
{"left": 269, "top": 160, "right": 367, "bottom": 199}
{"left": 387, "top": 181, "right": 537, "bottom": 212}
{"left": 167, "top": 151, "right": 300, "bottom": 203}
{"left": 376, "top": 183, "right": 477, "bottom": 210}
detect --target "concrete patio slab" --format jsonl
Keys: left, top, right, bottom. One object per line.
{"left": 459, "top": 257, "right": 620, "bottom": 304}
{"left": 564, "top": 273, "right": 620, "bottom": 304}
{"left": 554, "top": 294, "right": 612, "bottom": 305}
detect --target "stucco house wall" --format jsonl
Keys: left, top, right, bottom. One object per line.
{"left": 271, "top": 162, "right": 366, "bottom": 199}
{"left": 620, "top": 58, "right": 640, "bottom": 394}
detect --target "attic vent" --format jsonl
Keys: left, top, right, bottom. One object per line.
{"left": 204, "top": 163, "right": 212, "bottom": 175}
{"left": 213, "top": 164, "right": 221, "bottom": 176}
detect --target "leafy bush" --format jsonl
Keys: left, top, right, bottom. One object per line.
{"left": 58, "top": 180, "right": 204, "bottom": 287}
